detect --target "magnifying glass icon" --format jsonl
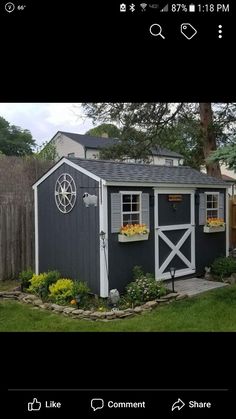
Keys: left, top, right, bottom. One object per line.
{"left": 149, "top": 23, "right": 165, "bottom": 39}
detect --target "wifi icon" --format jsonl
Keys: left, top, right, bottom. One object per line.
{"left": 140, "top": 3, "right": 147, "bottom": 11}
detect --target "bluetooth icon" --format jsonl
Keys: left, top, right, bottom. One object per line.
{"left": 129, "top": 3, "right": 135, "bottom": 12}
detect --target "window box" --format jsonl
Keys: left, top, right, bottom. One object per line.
{"left": 118, "top": 233, "right": 149, "bottom": 242}
{"left": 203, "top": 225, "right": 225, "bottom": 233}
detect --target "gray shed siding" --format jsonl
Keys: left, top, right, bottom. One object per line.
{"left": 195, "top": 188, "right": 226, "bottom": 275}
{"left": 37, "top": 163, "right": 100, "bottom": 294}
{"left": 108, "top": 186, "right": 155, "bottom": 292}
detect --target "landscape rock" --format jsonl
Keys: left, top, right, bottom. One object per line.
{"left": 72, "top": 309, "right": 84, "bottom": 315}
{"left": 32, "top": 299, "right": 43, "bottom": 306}
{"left": 176, "top": 294, "right": 188, "bottom": 300}
{"left": 134, "top": 307, "right": 143, "bottom": 314}
{"left": 63, "top": 307, "right": 76, "bottom": 314}
{"left": 142, "top": 301, "right": 158, "bottom": 308}
{"left": 166, "top": 292, "right": 178, "bottom": 299}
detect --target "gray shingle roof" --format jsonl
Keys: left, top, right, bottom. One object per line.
{"left": 59, "top": 132, "right": 117, "bottom": 149}
{"left": 151, "top": 147, "right": 183, "bottom": 158}
{"left": 59, "top": 132, "right": 183, "bottom": 157}
{"left": 68, "top": 158, "right": 227, "bottom": 186}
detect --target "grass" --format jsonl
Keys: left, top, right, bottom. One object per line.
{"left": 1, "top": 282, "right": 236, "bottom": 331}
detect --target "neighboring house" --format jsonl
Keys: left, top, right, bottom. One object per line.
{"left": 202, "top": 164, "right": 236, "bottom": 195}
{"left": 33, "top": 157, "right": 228, "bottom": 297}
{"left": 49, "top": 131, "right": 184, "bottom": 166}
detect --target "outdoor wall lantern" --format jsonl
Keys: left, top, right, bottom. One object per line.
{"left": 169, "top": 266, "right": 176, "bottom": 293}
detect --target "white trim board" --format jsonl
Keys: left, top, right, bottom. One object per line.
{"left": 99, "top": 182, "right": 109, "bottom": 297}
{"left": 32, "top": 157, "right": 102, "bottom": 189}
{"left": 34, "top": 187, "right": 39, "bottom": 275}
{"left": 105, "top": 181, "right": 228, "bottom": 189}
{"left": 226, "top": 192, "right": 229, "bottom": 257}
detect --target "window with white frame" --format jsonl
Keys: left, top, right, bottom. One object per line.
{"left": 165, "top": 158, "right": 173, "bottom": 166}
{"left": 121, "top": 192, "right": 141, "bottom": 225}
{"left": 206, "top": 193, "right": 219, "bottom": 219}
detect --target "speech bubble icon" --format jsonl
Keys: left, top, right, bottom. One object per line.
{"left": 91, "top": 398, "right": 104, "bottom": 412}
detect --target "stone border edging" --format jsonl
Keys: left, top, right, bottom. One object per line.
{"left": 0, "top": 291, "right": 188, "bottom": 321}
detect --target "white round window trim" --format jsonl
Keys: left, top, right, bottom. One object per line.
{"left": 55, "top": 173, "right": 77, "bottom": 213}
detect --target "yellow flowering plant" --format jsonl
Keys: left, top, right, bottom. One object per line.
{"left": 206, "top": 218, "right": 225, "bottom": 227}
{"left": 119, "top": 223, "right": 149, "bottom": 237}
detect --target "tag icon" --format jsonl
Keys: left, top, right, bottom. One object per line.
{"left": 180, "top": 23, "right": 197, "bottom": 39}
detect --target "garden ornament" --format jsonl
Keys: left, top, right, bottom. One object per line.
{"left": 83, "top": 192, "right": 98, "bottom": 207}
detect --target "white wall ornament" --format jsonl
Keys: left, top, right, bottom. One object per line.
{"left": 83, "top": 192, "right": 98, "bottom": 207}
{"left": 55, "top": 173, "right": 76, "bottom": 213}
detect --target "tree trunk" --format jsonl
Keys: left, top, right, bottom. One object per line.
{"left": 199, "top": 103, "right": 222, "bottom": 178}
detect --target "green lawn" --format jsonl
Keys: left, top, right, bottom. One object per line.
{"left": 1, "top": 284, "right": 236, "bottom": 331}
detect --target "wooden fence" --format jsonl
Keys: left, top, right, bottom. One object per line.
{"left": 229, "top": 196, "right": 236, "bottom": 249}
{"left": 0, "top": 198, "right": 34, "bottom": 280}
{"left": 0, "top": 156, "right": 53, "bottom": 280}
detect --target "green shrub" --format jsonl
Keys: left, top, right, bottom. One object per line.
{"left": 72, "top": 281, "right": 90, "bottom": 306}
{"left": 211, "top": 256, "right": 236, "bottom": 279}
{"left": 132, "top": 265, "right": 145, "bottom": 280}
{"left": 126, "top": 277, "right": 167, "bottom": 306}
{"left": 48, "top": 279, "right": 74, "bottom": 305}
{"left": 28, "top": 270, "right": 60, "bottom": 299}
{"left": 19, "top": 268, "right": 34, "bottom": 290}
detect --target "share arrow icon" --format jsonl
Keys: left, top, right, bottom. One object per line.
{"left": 171, "top": 398, "right": 185, "bottom": 411}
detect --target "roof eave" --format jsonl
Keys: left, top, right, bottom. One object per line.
{"left": 104, "top": 181, "right": 228, "bottom": 188}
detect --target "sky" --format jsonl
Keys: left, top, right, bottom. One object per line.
{"left": 0, "top": 103, "right": 94, "bottom": 148}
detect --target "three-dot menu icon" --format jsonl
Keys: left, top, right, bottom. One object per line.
{"left": 218, "top": 25, "right": 223, "bottom": 38}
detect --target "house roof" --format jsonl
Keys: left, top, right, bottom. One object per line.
{"left": 59, "top": 131, "right": 117, "bottom": 149}
{"left": 58, "top": 131, "right": 183, "bottom": 158}
{"left": 222, "top": 174, "right": 236, "bottom": 182}
{"left": 68, "top": 158, "right": 227, "bottom": 186}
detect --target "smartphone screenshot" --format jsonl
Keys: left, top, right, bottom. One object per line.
{"left": 0, "top": 1, "right": 235, "bottom": 417}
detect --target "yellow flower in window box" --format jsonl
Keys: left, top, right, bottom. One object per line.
{"left": 118, "top": 224, "right": 149, "bottom": 242}
{"left": 204, "top": 218, "right": 225, "bottom": 233}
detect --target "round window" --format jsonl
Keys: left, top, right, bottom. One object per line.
{"left": 55, "top": 173, "right": 76, "bottom": 213}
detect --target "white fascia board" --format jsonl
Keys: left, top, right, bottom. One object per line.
{"left": 34, "top": 187, "right": 39, "bottom": 275}
{"left": 32, "top": 157, "right": 102, "bottom": 189}
{"left": 99, "top": 180, "right": 109, "bottom": 297}
{"left": 104, "top": 181, "right": 228, "bottom": 189}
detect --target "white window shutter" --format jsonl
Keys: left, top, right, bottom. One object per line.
{"left": 199, "top": 193, "right": 206, "bottom": 225}
{"left": 111, "top": 193, "right": 122, "bottom": 232}
{"left": 219, "top": 193, "right": 224, "bottom": 219}
{"left": 141, "top": 193, "right": 150, "bottom": 228}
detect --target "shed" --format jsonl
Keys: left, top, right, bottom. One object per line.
{"left": 33, "top": 158, "right": 229, "bottom": 297}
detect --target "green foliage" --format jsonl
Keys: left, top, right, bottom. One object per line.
{"left": 132, "top": 265, "right": 145, "bottom": 280}
{"left": 208, "top": 144, "right": 236, "bottom": 171}
{"left": 211, "top": 257, "right": 236, "bottom": 279}
{"left": 48, "top": 279, "right": 74, "bottom": 305}
{"left": 85, "top": 123, "right": 121, "bottom": 139}
{"left": 126, "top": 276, "right": 167, "bottom": 306}
{"left": 0, "top": 116, "right": 35, "bottom": 156}
{"left": 49, "top": 278, "right": 90, "bottom": 305}
{"left": 28, "top": 271, "right": 60, "bottom": 299}
{"left": 19, "top": 269, "right": 34, "bottom": 291}
{"left": 35, "top": 140, "right": 59, "bottom": 161}
{"left": 72, "top": 281, "right": 91, "bottom": 307}
{"left": 82, "top": 103, "right": 236, "bottom": 170}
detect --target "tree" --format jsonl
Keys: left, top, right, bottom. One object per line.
{"left": 35, "top": 140, "right": 59, "bottom": 161}
{"left": 199, "top": 103, "right": 221, "bottom": 178}
{"left": 86, "top": 123, "right": 121, "bottom": 138}
{"left": 0, "top": 116, "right": 36, "bottom": 156}
{"left": 208, "top": 144, "right": 236, "bottom": 172}
{"left": 81, "top": 103, "right": 236, "bottom": 176}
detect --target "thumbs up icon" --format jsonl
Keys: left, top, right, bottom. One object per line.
{"left": 28, "top": 398, "right": 41, "bottom": 411}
